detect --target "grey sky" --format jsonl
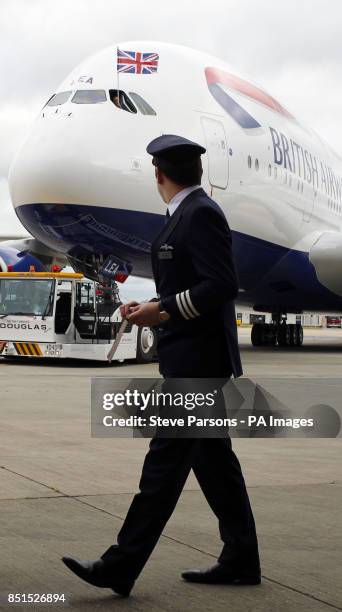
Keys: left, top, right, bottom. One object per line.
{"left": 1, "top": 0, "right": 341, "bottom": 248}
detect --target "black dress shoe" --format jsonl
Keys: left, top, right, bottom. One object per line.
{"left": 182, "top": 562, "right": 261, "bottom": 585}
{"left": 62, "top": 556, "right": 133, "bottom": 596}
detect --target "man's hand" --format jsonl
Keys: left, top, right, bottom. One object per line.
{"left": 126, "top": 301, "right": 161, "bottom": 327}
{"left": 120, "top": 301, "right": 140, "bottom": 319}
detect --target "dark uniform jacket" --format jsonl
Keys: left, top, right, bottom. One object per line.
{"left": 151, "top": 187, "right": 243, "bottom": 378}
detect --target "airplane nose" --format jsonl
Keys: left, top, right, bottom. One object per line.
{"left": 8, "top": 113, "right": 163, "bottom": 277}
{"left": 9, "top": 109, "right": 157, "bottom": 212}
{"left": 9, "top": 116, "right": 108, "bottom": 207}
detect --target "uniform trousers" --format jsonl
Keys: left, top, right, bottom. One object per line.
{"left": 101, "top": 434, "right": 260, "bottom": 582}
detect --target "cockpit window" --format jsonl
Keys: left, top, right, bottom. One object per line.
{"left": 46, "top": 91, "right": 72, "bottom": 106}
{"left": 128, "top": 92, "right": 156, "bottom": 115}
{"left": 71, "top": 90, "right": 107, "bottom": 104}
{"left": 109, "top": 89, "right": 137, "bottom": 113}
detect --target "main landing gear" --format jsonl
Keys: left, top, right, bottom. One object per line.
{"left": 251, "top": 314, "right": 304, "bottom": 347}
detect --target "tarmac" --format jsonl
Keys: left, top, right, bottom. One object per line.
{"left": 0, "top": 327, "right": 341, "bottom": 611}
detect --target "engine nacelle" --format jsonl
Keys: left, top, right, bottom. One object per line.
{"left": 309, "top": 231, "right": 342, "bottom": 296}
{"left": 0, "top": 244, "right": 44, "bottom": 272}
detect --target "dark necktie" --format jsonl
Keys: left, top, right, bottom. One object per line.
{"left": 165, "top": 208, "right": 170, "bottom": 224}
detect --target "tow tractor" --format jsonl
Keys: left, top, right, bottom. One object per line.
{"left": 0, "top": 269, "right": 156, "bottom": 363}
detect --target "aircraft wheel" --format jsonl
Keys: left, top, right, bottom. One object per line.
{"left": 262, "top": 323, "right": 276, "bottom": 346}
{"left": 289, "top": 323, "right": 297, "bottom": 346}
{"left": 277, "top": 323, "right": 291, "bottom": 347}
{"left": 251, "top": 323, "right": 263, "bottom": 346}
{"left": 294, "top": 324, "right": 304, "bottom": 346}
{"left": 264, "top": 324, "right": 277, "bottom": 346}
{"left": 136, "top": 326, "right": 157, "bottom": 363}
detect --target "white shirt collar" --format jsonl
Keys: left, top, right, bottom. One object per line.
{"left": 167, "top": 185, "right": 200, "bottom": 216}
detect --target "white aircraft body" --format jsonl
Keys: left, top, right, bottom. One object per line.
{"left": 6, "top": 41, "right": 342, "bottom": 346}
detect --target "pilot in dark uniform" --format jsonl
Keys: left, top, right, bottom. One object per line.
{"left": 62, "top": 135, "right": 260, "bottom": 596}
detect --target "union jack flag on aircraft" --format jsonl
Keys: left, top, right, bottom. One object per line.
{"left": 117, "top": 49, "right": 159, "bottom": 74}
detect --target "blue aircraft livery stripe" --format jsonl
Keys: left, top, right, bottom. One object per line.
{"left": 14, "top": 202, "right": 342, "bottom": 312}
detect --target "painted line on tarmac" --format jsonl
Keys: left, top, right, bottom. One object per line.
{"left": 71, "top": 494, "right": 342, "bottom": 611}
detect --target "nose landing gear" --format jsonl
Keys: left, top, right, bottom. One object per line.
{"left": 251, "top": 314, "right": 304, "bottom": 348}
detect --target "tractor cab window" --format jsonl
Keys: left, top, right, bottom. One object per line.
{"left": 55, "top": 281, "right": 72, "bottom": 334}
{"left": 75, "top": 281, "right": 95, "bottom": 313}
{"left": 109, "top": 89, "right": 137, "bottom": 113}
{"left": 0, "top": 279, "right": 55, "bottom": 316}
{"left": 74, "top": 282, "right": 97, "bottom": 339}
